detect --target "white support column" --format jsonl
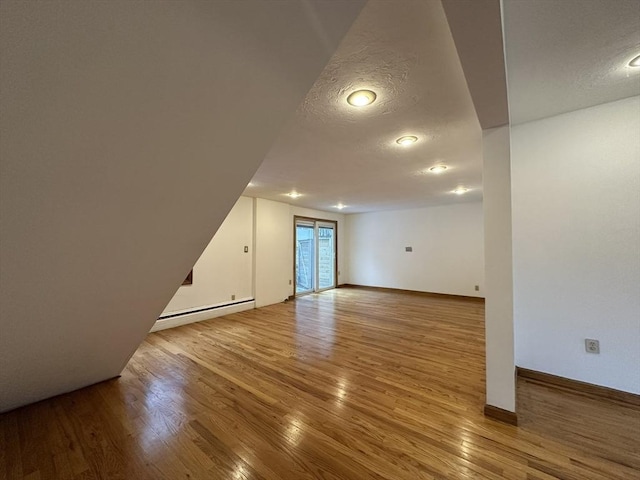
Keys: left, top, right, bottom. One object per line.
{"left": 482, "top": 125, "right": 516, "bottom": 415}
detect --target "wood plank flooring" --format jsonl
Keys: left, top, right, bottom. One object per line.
{"left": 1, "top": 287, "right": 638, "bottom": 479}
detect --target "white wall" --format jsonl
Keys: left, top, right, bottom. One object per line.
{"left": 254, "top": 199, "right": 348, "bottom": 308}
{"left": 483, "top": 125, "right": 516, "bottom": 413}
{"left": 158, "top": 197, "right": 348, "bottom": 315}
{"left": 255, "top": 198, "right": 294, "bottom": 307}
{"left": 346, "top": 202, "right": 484, "bottom": 297}
{"left": 512, "top": 96, "right": 640, "bottom": 394}
{"left": 163, "top": 196, "right": 254, "bottom": 314}
{"left": 0, "top": 0, "right": 365, "bottom": 412}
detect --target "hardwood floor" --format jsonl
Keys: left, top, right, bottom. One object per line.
{"left": 1, "top": 288, "right": 638, "bottom": 479}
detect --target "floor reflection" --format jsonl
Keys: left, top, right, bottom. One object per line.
{"left": 294, "top": 293, "right": 336, "bottom": 359}
{"left": 283, "top": 413, "right": 305, "bottom": 447}
{"left": 5, "top": 288, "right": 630, "bottom": 479}
{"left": 334, "top": 376, "right": 349, "bottom": 408}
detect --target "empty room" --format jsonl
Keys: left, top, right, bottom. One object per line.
{"left": 1, "top": 0, "right": 639, "bottom": 479}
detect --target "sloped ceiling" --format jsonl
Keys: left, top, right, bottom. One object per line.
{"left": 245, "top": 0, "right": 482, "bottom": 213}
{"left": 0, "top": 0, "right": 365, "bottom": 412}
{"left": 245, "top": 0, "right": 640, "bottom": 214}
{"left": 441, "top": 0, "right": 509, "bottom": 129}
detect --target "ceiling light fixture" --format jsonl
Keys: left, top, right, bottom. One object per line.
{"left": 428, "top": 165, "right": 447, "bottom": 174}
{"left": 287, "top": 191, "right": 301, "bottom": 199}
{"left": 453, "top": 187, "right": 469, "bottom": 195}
{"left": 629, "top": 54, "right": 640, "bottom": 67}
{"left": 335, "top": 204, "right": 346, "bottom": 210}
{"left": 346, "top": 89, "right": 377, "bottom": 107}
{"left": 396, "top": 135, "right": 418, "bottom": 146}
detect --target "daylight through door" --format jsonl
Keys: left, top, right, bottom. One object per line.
{"left": 295, "top": 218, "right": 336, "bottom": 295}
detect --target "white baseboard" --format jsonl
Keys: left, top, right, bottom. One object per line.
{"left": 150, "top": 299, "right": 255, "bottom": 332}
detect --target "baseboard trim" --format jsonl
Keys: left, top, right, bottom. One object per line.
{"left": 517, "top": 367, "right": 640, "bottom": 407}
{"left": 483, "top": 404, "right": 518, "bottom": 425}
{"left": 340, "top": 284, "right": 484, "bottom": 302}
{"left": 151, "top": 299, "right": 255, "bottom": 332}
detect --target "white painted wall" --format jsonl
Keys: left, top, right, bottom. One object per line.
{"left": 482, "top": 125, "right": 516, "bottom": 413}
{"left": 156, "top": 196, "right": 348, "bottom": 320}
{"left": 254, "top": 198, "right": 348, "bottom": 308}
{"left": 163, "top": 196, "right": 254, "bottom": 314}
{"left": 512, "top": 96, "right": 640, "bottom": 394}
{"left": 255, "top": 198, "right": 293, "bottom": 307}
{"left": 346, "top": 202, "right": 484, "bottom": 297}
{"left": 0, "top": 0, "right": 365, "bottom": 412}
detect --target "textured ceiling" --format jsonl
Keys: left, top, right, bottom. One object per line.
{"left": 504, "top": 0, "right": 640, "bottom": 125}
{"left": 246, "top": 0, "right": 482, "bottom": 214}
{"left": 247, "top": 0, "right": 640, "bottom": 214}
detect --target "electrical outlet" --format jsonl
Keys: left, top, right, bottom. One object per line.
{"left": 244, "top": 246, "right": 248, "bottom": 253}
{"left": 231, "top": 294, "right": 236, "bottom": 301}
{"left": 585, "top": 339, "right": 600, "bottom": 354}
{"left": 289, "top": 280, "right": 292, "bottom": 285}
{"left": 405, "top": 246, "right": 413, "bottom": 252}
{"left": 474, "top": 285, "right": 479, "bottom": 291}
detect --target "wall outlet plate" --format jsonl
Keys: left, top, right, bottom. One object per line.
{"left": 585, "top": 338, "right": 600, "bottom": 354}
{"left": 231, "top": 294, "right": 236, "bottom": 301}
{"left": 474, "top": 285, "right": 479, "bottom": 291}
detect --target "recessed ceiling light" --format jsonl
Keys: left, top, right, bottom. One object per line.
{"left": 287, "top": 191, "right": 301, "bottom": 199}
{"left": 629, "top": 54, "right": 640, "bottom": 67}
{"left": 428, "top": 165, "right": 448, "bottom": 174}
{"left": 335, "top": 203, "right": 346, "bottom": 209}
{"left": 453, "top": 187, "right": 469, "bottom": 195}
{"left": 346, "top": 89, "right": 377, "bottom": 107}
{"left": 396, "top": 135, "right": 418, "bottom": 146}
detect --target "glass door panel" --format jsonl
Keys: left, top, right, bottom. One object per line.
{"left": 295, "top": 223, "right": 315, "bottom": 294}
{"left": 317, "top": 224, "right": 335, "bottom": 291}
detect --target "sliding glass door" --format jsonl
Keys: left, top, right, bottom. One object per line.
{"left": 317, "top": 223, "right": 335, "bottom": 291}
{"left": 295, "top": 222, "right": 315, "bottom": 294}
{"left": 295, "top": 218, "right": 336, "bottom": 295}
